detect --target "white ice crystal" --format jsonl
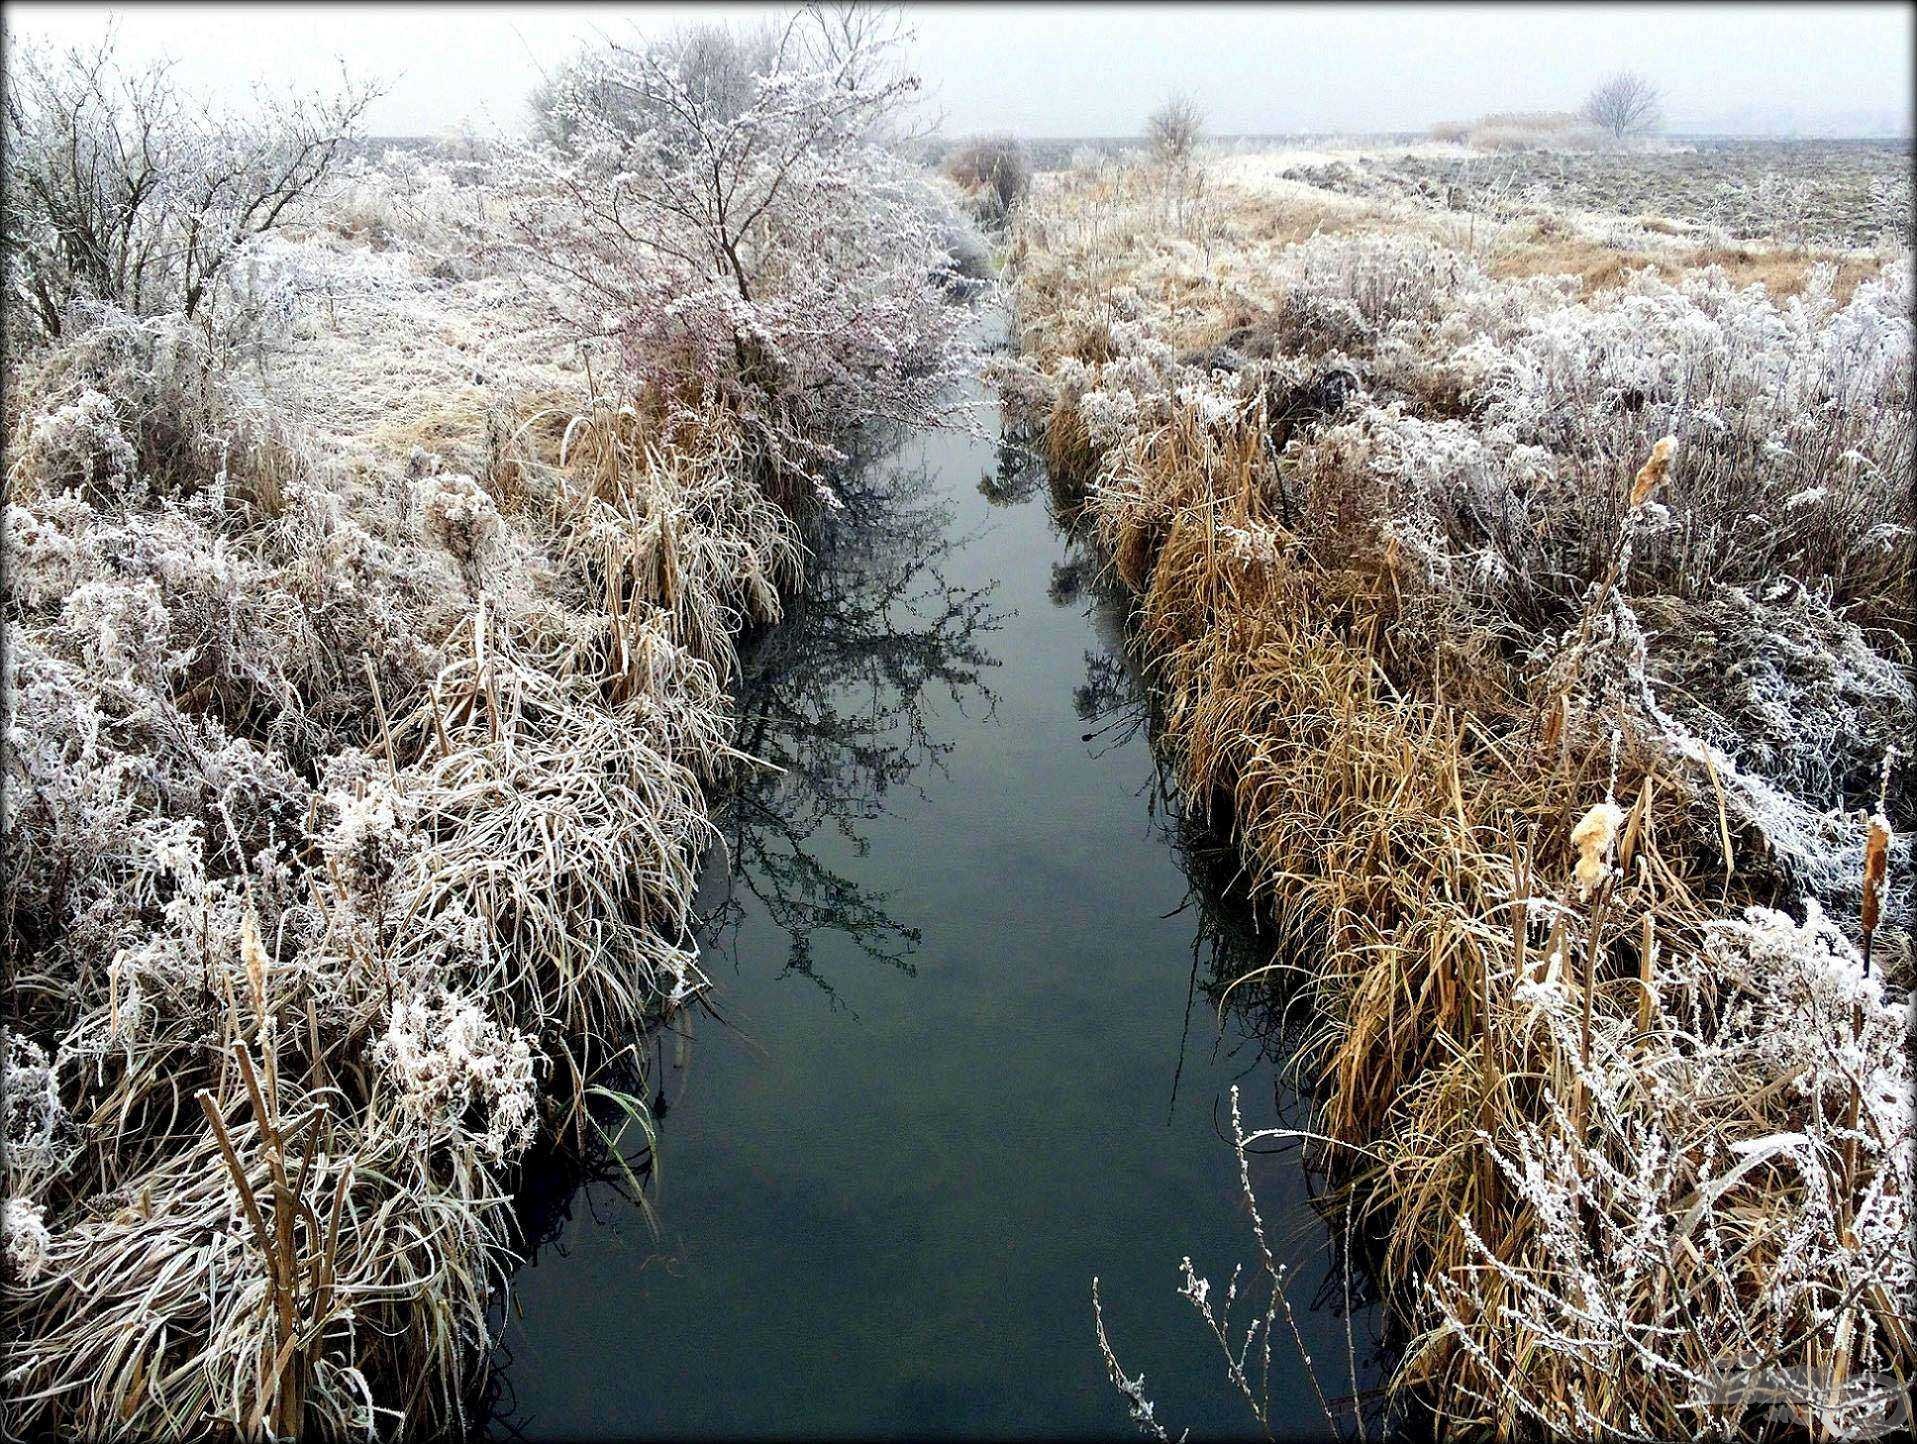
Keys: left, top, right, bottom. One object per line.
{"left": 2, "top": 1200, "right": 53, "bottom": 1284}
{"left": 375, "top": 990, "right": 540, "bottom": 1163}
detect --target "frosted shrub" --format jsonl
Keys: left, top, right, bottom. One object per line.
{"left": 2, "top": 1037, "right": 66, "bottom": 1195}
{"left": 498, "top": 14, "right": 977, "bottom": 494}
{"left": 12, "top": 388, "right": 137, "bottom": 496}
{"left": 1, "top": 493, "right": 105, "bottom": 608}
{"left": 5, "top": 301, "right": 308, "bottom": 508}
{"left": 1, "top": 1200, "right": 54, "bottom": 1285}
{"left": 1, "top": 29, "right": 374, "bottom": 344}
{"left": 319, "top": 776, "right": 417, "bottom": 895}
{"left": 415, "top": 469, "right": 500, "bottom": 572}
{"left": 59, "top": 577, "right": 176, "bottom": 686}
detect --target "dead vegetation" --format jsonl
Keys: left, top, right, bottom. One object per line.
{"left": 1484, "top": 232, "right": 1881, "bottom": 304}
{"left": 0, "top": 279, "right": 793, "bottom": 1436}
{"left": 1007, "top": 148, "right": 1914, "bottom": 1439}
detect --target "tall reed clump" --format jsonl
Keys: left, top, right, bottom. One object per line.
{"left": 1007, "top": 156, "right": 1914, "bottom": 1439}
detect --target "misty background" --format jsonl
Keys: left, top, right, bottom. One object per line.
{"left": 4, "top": 3, "right": 1912, "bottom": 140}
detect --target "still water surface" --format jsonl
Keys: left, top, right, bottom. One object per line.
{"left": 489, "top": 361, "right": 1381, "bottom": 1439}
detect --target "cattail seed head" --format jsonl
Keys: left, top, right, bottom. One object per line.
{"left": 1630, "top": 435, "right": 1677, "bottom": 507}
{"left": 1572, "top": 800, "right": 1625, "bottom": 898}
{"left": 241, "top": 908, "right": 269, "bottom": 1016}
{"left": 1862, "top": 813, "right": 1891, "bottom": 936}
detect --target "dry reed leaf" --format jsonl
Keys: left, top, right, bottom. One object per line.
{"left": 240, "top": 908, "right": 270, "bottom": 1019}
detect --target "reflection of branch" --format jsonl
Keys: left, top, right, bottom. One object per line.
{"left": 979, "top": 428, "right": 1044, "bottom": 507}
{"left": 697, "top": 452, "right": 1002, "bottom": 998}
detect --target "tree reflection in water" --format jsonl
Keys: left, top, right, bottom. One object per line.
{"left": 696, "top": 442, "right": 1003, "bottom": 1006}
{"left": 485, "top": 441, "right": 1004, "bottom": 1427}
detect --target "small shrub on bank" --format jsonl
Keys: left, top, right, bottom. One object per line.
{"left": 496, "top": 18, "right": 977, "bottom": 500}
{"left": 1468, "top": 109, "right": 1606, "bottom": 152}
{"left": 947, "top": 134, "right": 1033, "bottom": 224}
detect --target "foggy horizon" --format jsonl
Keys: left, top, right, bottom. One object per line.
{"left": 5, "top": 2, "right": 1912, "bottom": 141}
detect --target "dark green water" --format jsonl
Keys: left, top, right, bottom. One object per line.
{"left": 487, "top": 363, "right": 1382, "bottom": 1439}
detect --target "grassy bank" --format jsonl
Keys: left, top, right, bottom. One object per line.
{"left": 1004, "top": 150, "right": 1914, "bottom": 1438}
{"left": 1, "top": 211, "right": 802, "bottom": 1441}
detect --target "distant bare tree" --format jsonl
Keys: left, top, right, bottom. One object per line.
{"left": 1146, "top": 93, "right": 1205, "bottom": 167}
{"left": 1, "top": 28, "right": 377, "bottom": 343}
{"left": 1582, "top": 71, "right": 1662, "bottom": 141}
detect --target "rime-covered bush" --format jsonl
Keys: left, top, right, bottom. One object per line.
{"left": 1, "top": 31, "right": 374, "bottom": 349}
{"left": 1423, "top": 899, "right": 1913, "bottom": 1440}
{"left": 376, "top": 990, "right": 540, "bottom": 1163}
{"left": 4, "top": 299, "right": 307, "bottom": 508}
{"left": 947, "top": 135, "right": 1033, "bottom": 224}
{"left": 495, "top": 16, "right": 977, "bottom": 496}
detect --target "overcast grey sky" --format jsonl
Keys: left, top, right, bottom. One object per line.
{"left": 6, "top": 3, "right": 1911, "bottom": 139}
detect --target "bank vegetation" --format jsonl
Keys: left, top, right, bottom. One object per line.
{"left": 1006, "top": 146, "right": 1914, "bottom": 1439}
{"left": 1, "top": 11, "right": 975, "bottom": 1436}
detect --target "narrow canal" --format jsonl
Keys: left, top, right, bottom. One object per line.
{"left": 489, "top": 344, "right": 1383, "bottom": 1439}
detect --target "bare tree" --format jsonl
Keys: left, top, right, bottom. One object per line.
{"left": 798, "top": 2, "right": 908, "bottom": 86}
{"left": 1, "top": 29, "right": 377, "bottom": 344}
{"left": 797, "top": 3, "right": 937, "bottom": 144}
{"left": 530, "top": 7, "right": 932, "bottom": 155}
{"left": 1145, "top": 93, "right": 1205, "bottom": 168}
{"left": 1582, "top": 71, "right": 1662, "bottom": 141}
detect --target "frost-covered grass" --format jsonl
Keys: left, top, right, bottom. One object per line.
{"left": 1004, "top": 149, "right": 1914, "bottom": 1439}
{"left": 0, "top": 237, "right": 776, "bottom": 1438}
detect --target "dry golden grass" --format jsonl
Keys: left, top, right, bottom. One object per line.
{"left": 1227, "top": 191, "right": 1393, "bottom": 248}
{"left": 367, "top": 387, "right": 493, "bottom": 461}
{"left": 1065, "top": 388, "right": 1908, "bottom": 1436}
{"left": 1487, "top": 232, "right": 1879, "bottom": 303}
